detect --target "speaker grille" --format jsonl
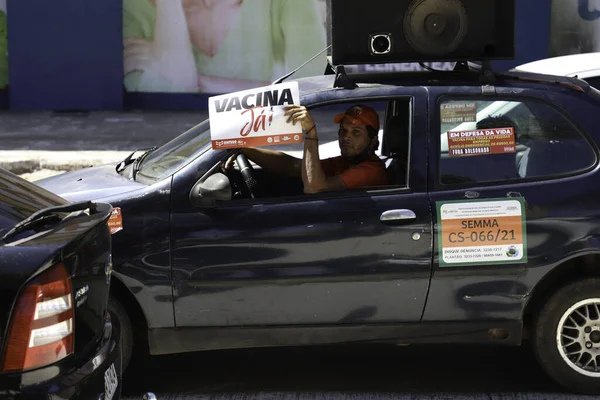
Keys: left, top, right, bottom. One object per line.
{"left": 404, "top": 0, "right": 469, "bottom": 56}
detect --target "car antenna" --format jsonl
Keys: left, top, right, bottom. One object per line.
{"left": 272, "top": 45, "right": 332, "bottom": 85}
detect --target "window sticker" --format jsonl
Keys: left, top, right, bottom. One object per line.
{"left": 108, "top": 207, "right": 123, "bottom": 235}
{"left": 437, "top": 198, "right": 527, "bottom": 267}
{"left": 440, "top": 102, "right": 477, "bottom": 124}
{"left": 447, "top": 127, "right": 516, "bottom": 157}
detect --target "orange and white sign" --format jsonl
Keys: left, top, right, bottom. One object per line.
{"left": 447, "top": 127, "right": 516, "bottom": 157}
{"left": 208, "top": 81, "right": 303, "bottom": 150}
{"left": 108, "top": 207, "right": 123, "bottom": 235}
{"left": 437, "top": 199, "right": 527, "bottom": 266}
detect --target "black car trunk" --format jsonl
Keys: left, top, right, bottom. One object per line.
{"left": 0, "top": 168, "right": 113, "bottom": 372}
{"left": 0, "top": 202, "right": 113, "bottom": 371}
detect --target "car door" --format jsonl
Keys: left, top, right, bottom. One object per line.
{"left": 424, "top": 85, "right": 600, "bottom": 322}
{"left": 169, "top": 87, "right": 433, "bottom": 328}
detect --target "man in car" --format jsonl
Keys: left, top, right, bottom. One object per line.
{"left": 227, "top": 104, "right": 389, "bottom": 193}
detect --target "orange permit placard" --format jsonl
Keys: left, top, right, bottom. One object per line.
{"left": 437, "top": 199, "right": 527, "bottom": 266}
{"left": 447, "top": 127, "right": 516, "bottom": 157}
{"left": 108, "top": 207, "right": 123, "bottom": 235}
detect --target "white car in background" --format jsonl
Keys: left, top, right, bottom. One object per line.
{"left": 513, "top": 52, "right": 600, "bottom": 89}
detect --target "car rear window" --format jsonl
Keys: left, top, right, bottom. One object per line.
{"left": 437, "top": 98, "right": 597, "bottom": 185}
{"left": 0, "top": 169, "right": 69, "bottom": 230}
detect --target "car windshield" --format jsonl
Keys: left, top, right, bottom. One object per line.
{"left": 135, "top": 120, "right": 212, "bottom": 183}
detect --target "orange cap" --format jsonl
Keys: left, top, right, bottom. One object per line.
{"left": 334, "top": 105, "right": 380, "bottom": 131}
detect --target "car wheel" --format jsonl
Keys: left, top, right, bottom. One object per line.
{"left": 108, "top": 296, "right": 133, "bottom": 373}
{"left": 533, "top": 278, "right": 600, "bottom": 394}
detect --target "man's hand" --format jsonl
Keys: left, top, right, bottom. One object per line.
{"left": 222, "top": 152, "right": 238, "bottom": 171}
{"left": 283, "top": 105, "right": 316, "bottom": 134}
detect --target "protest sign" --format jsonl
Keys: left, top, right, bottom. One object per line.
{"left": 208, "top": 81, "right": 303, "bottom": 150}
{"left": 447, "top": 127, "right": 516, "bottom": 157}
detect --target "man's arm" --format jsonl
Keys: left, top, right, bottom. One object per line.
{"left": 282, "top": 105, "right": 345, "bottom": 193}
{"left": 301, "top": 133, "right": 345, "bottom": 193}
{"left": 240, "top": 147, "right": 302, "bottom": 178}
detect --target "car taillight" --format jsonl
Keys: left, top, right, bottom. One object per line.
{"left": 1, "top": 263, "right": 74, "bottom": 373}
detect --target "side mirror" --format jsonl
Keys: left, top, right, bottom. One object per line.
{"left": 189, "top": 172, "right": 232, "bottom": 207}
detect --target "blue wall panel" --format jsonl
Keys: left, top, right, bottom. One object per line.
{"left": 493, "top": 0, "right": 552, "bottom": 71}
{"left": 8, "top": 0, "right": 123, "bottom": 111}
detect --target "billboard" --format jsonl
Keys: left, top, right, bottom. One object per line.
{"left": 122, "top": 0, "right": 329, "bottom": 94}
{"left": 122, "top": 0, "right": 600, "bottom": 96}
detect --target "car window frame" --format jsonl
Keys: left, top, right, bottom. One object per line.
{"left": 432, "top": 93, "right": 600, "bottom": 191}
{"left": 196, "top": 94, "right": 421, "bottom": 209}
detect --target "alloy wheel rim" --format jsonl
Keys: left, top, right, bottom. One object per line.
{"left": 557, "top": 298, "right": 600, "bottom": 377}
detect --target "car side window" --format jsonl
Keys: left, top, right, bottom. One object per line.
{"left": 438, "top": 98, "right": 596, "bottom": 185}
{"left": 193, "top": 98, "right": 414, "bottom": 207}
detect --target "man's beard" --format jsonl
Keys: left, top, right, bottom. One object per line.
{"left": 341, "top": 144, "right": 372, "bottom": 165}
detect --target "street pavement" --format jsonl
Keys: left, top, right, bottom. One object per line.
{"left": 0, "top": 110, "right": 206, "bottom": 151}
{"left": 119, "top": 343, "right": 594, "bottom": 400}
{"left": 0, "top": 110, "right": 207, "bottom": 179}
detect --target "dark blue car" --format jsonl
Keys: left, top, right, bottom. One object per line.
{"left": 35, "top": 67, "right": 600, "bottom": 394}
{"left": 0, "top": 168, "right": 122, "bottom": 399}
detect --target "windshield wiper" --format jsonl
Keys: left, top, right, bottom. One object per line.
{"left": 1, "top": 201, "right": 97, "bottom": 241}
{"left": 132, "top": 146, "right": 158, "bottom": 180}
{"left": 116, "top": 147, "right": 157, "bottom": 174}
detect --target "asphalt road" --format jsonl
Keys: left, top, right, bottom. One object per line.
{"left": 118, "top": 343, "right": 594, "bottom": 400}
{"left": 0, "top": 110, "right": 206, "bottom": 151}
{"left": 0, "top": 109, "right": 350, "bottom": 151}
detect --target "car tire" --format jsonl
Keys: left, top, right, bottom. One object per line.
{"left": 108, "top": 296, "right": 133, "bottom": 373}
{"left": 533, "top": 278, "right": 600, "bottom": 395}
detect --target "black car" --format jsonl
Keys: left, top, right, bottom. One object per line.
{"left": 34, "top": 65, "right": 600, "bottom": 394}
{"left": 0, "top": 168, "right": 122, "bottom": 400}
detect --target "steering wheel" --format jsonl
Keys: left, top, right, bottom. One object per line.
{"left": 235, "top": 153, "right": 258, "bottom": 199}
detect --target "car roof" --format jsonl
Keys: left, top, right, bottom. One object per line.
{"left": 513, "top": 52, "right": 600, "bottom": 79}
{"left": 292, "top": 68, "right": 592, "bottom": 98}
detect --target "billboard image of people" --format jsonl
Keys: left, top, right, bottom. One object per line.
{"left": 550, "top": 0, "right": 600, "bottom": 56}
{"left": 123, "top": 0, "right": 328, "bottom": 94}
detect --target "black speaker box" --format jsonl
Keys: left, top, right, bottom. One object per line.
{"left": 326, "top": 0, "right": 515, "bottom": 65}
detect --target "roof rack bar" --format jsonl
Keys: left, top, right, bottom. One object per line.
{"left": 322, "top": 58, "right": 588, "bottom": 93}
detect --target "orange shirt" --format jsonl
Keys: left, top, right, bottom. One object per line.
{"left": 320, "top": 154, "right": 389, "bottom": 189}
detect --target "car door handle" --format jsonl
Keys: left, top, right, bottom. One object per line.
{"left": 380, "top": 209, "right": 416, "bottom": 223}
